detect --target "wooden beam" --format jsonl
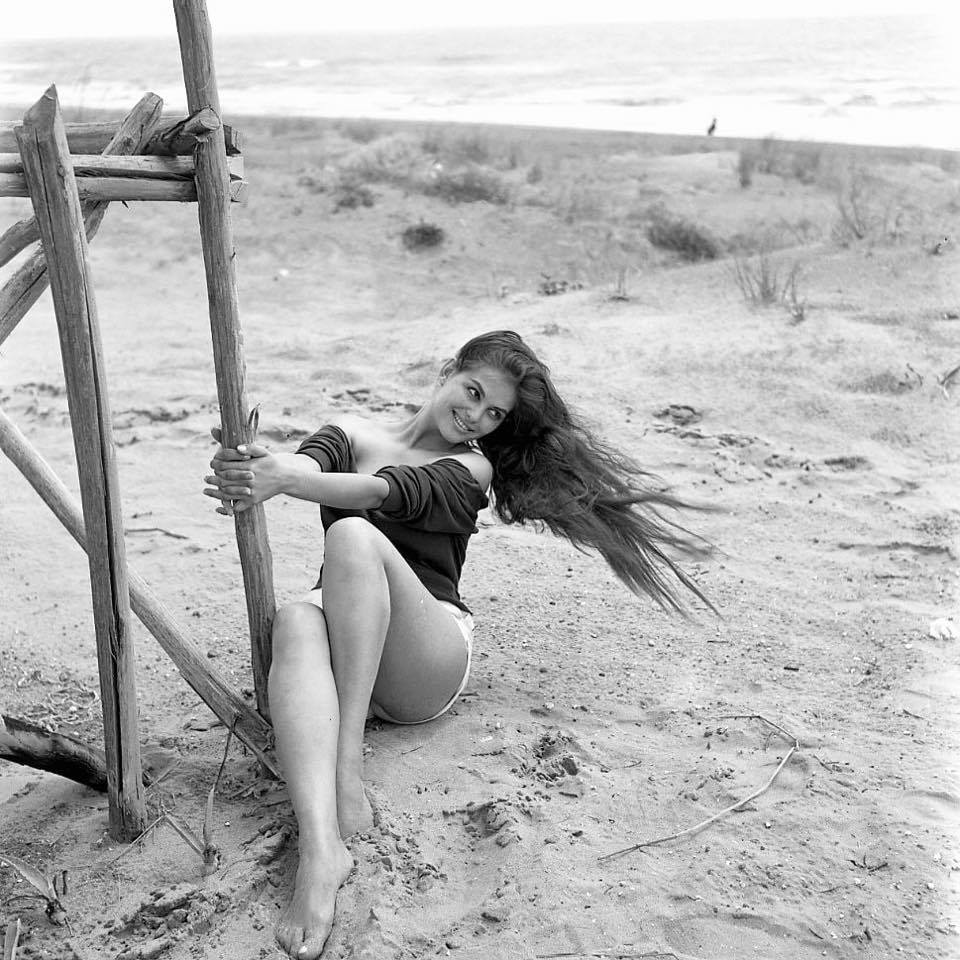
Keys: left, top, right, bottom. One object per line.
{"left": 174, "top": 0, "right": 276, "bottom": 717}
{"left": 0, "top": 114, "right": 242, "bottom": 156}
{"left": 0, "top": 170, "right": 247, "bottom": 202}
{"left": 0, "top": 408, "right": 279, "bottom": 777}
{"left": 15, "top": 85, "right": 146, "bottom": 841}
{"left": 0, "top": 93, "right": 163, "bottom": 342}
{"left": 1, "top": 714, "right": 108, "bottom": 793}
{"left": 0, "top": 153, "right": 243, "bottom": 180}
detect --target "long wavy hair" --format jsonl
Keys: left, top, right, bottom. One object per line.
{"left": 453, "top": 330, "right": 715, "bottom": 614}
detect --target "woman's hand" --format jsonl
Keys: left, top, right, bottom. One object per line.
{"left": 204, "top": 426, "right": 290, "bottom": 515}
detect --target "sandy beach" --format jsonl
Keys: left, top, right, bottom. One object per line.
{"left": 1, "top": 112, "right": 959, "bottom": 959}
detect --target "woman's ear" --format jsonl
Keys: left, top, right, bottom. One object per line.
{"left": 438, "top": 359, "right": 456, "bottom": 383}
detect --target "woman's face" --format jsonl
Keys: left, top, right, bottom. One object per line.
{"left": 433, "top": 364, "right": 518, "bottom": 443}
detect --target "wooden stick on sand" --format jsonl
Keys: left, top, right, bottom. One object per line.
{"left": 599, "top": 714, "right": 801, "bottom": 861}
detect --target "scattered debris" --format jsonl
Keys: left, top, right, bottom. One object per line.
{"left": 537, "top": 274, "right": 583, "bottom": 296}
{"left": 0, "top": 853, "right": 69, "bottom": 927}
{"left": 599, "top": 715, "right": 801, "bottom": 860}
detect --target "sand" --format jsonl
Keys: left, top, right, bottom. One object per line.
{"left": 1, "top": 114, "right": 958, "bottom": 960}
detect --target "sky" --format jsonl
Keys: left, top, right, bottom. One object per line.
{"left": 2, "top": 0, "right": 952, "bottom": 39}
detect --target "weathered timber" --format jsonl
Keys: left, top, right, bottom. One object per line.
{"left": 0, "top": 714, "right": 108, "bottom": 792}
{"left": 16, "top": 86, "right": 146, "bottom": 841}
{"left": 0, "top": 93, "right": 163, "bottom": 341}
{"left": 0, "top": 407, "right": 278, "bottom": 777}
{"left": 175, "top": 0, "right": 276, "bottom": 716}
{"left": 0, "top": 153, "right": 243, "bottom": 179}
{"left": 0, "top": 171, "right": 247, "bottom": 201}
{"left": 0, "top": 218, "right": 39, "bottom": 270}
{"left": 0, "top": 113, "right": 241, "bottom": 156}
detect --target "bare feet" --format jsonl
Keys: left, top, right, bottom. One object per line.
{"left": 276, "top": 841, "right": 353, "bottom": 960}
{"left": 336, "top": 776, "right": 375, "bottom": 837}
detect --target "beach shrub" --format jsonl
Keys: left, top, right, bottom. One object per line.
{"left": 737, "top": 150, "right": 756, "bottom": 188}
{"left": 339, "top": 133, "right": 425, "bottom": 186}
{"left": 332, "top": 181, "right": 375, "bottom": 212}
{"left": 789, "top": 145, "right": 824, "bottom": 185}
{"left": 422, "top": 165, "right": 510, "bottom": 204}
{"left": 402, "top": 221, "right": 445, "bottom": 250}
{"left": 845, "top": 369, "right": 922, "bottom": 394}
{"left": 446, "top": 134, "right": 494, "bottom": 166}
{"left": 645, "top": 206, "right": 719, "bottom": 261}
{"left": 731, "top": 252, "right": 806, "bottom": 320}
{"left": 831, "top": 167, "right": 906, "bottom": 245}
{"left": 335, "top": 119, "right": 382, "bottom": 144}
{"left": 526, "top": 162, "right": 544, "bottom": 184}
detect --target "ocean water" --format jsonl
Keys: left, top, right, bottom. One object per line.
{"left": 1, "top": 16, "right": 957, "bottom": 150}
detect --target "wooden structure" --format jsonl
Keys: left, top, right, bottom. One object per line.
{"left": 0, "top": 0, "right": 277, "bottom": 840}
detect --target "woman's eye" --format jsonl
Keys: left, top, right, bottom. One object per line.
{"left": 467, "top": 387, "right": 480, "bottom": 400}
{"left": 488, "top": 409, "right": 503, "bottom": 422}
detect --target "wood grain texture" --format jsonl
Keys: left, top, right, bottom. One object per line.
{"left": 175, "top": 0, "right": 276, "bottom": 715}
{"left": 0, "top": 153, "right": 243, "bottom": 179}
{"left": 0, "top": 714, "right": 108, "bottom": 792}
{"left": 0, "top": 407, "right": 278, "bottom": 777}
{"left": 0, "top": 114, "right": 242, "bottom": 156}
{"left": 0, "top": 93, "right": 163, "bottom": 346}
{"left": 15, "top": 85, "right": 146, "bottom": 841}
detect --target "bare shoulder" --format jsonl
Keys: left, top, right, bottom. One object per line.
{"left": 325, "top": 412, "right": 376, "bottom": 443}
{"left": 446, "top": 449, "right": 494, "bottom": 491}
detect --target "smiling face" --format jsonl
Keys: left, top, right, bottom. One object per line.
{"left": 433, "top": 364, "right": 518, "bottom": 444}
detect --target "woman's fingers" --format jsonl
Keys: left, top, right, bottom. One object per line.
{"left": 204, "top": 483, "right": 251, "bottom": 498}
{"left": 206, "top": 468, "right": 254, "bottom": 482}
{"left": 236, "top": 441, "right": 269, "bottom": 458}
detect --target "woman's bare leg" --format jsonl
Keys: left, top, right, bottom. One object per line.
{"left": 320, "top": 517, "right": 470, "bottom": 836}
{"left": 270, "top": 517, "right": 469, "bottom": 956}
{"left": 269, "top": 602, "right": 353, "bottom": 960}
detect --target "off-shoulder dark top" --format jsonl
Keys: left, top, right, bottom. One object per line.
{"left": 295, "top": 425, "right": 488, "bottom": 613}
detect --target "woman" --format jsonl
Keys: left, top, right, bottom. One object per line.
{"left": 204, "top": 330, "right": 711, "bottom": 959}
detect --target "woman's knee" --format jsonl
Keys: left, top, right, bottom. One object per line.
{"left": 323, "top": 516, "right": 387, "bottom": 566}
{"left": 271, "top": 601, "right": 328, "bottom": 660}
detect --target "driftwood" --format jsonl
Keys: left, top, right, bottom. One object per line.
{"left": 0, "top": 714, "right": 107, "bottom": 792}
{"left": 175, "top": 0, "right": 277, "bottom": 716}
{"left": 0, "top": 113, "right": 242, "bottom": 156}
{"left": 16, "top": 85, "right": 147, "bottom": 841}
{"left": 0, "top": 171, "right": 246, "bottom": 202}
{"left": 0, "top": 153, "right": 243, "bottom": 179}
{"left": 0, "top": 92, "right": 163, "bottom": 343}
{"left": 0, "top": 407, "right": 278, "bottom": 778}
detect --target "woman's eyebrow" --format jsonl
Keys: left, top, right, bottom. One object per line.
{"left": 471, "top": 377, "right": 508, "bottom": 414}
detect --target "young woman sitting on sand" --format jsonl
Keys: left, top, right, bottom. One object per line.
{"left": 203, "top": 329, "right": 711, "bottom": 959}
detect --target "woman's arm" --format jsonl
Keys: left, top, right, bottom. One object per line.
{"left": 204, "top": 432, "right": 388, "bottom": 515}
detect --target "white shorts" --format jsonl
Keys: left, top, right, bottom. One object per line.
{"left": 300, "top": 589, "right": 474, "bottom": 725}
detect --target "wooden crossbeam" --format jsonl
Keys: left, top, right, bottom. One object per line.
{"left": 0, "top": 114, "right": 242, "bottom": 156}
{"left": 15, "top": 85, "right": 147, "bottom": 841}
{"left": 0, "top": 171, "right": 246, "bottom": 202}
{"left": 0, "top": 408, "right": 278, "bottom": 777}
{"left": 174, "top": 0, "right": 277, "bottom": 716}
{"left": 0, "top": 153, "right": 244, "bottom": 179}
{"left": 0, "top": 93, "right": 163, "bottom": 343}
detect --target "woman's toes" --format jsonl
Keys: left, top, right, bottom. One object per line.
{"left": 297, "top": 929, "right": 328, "bottom": 959}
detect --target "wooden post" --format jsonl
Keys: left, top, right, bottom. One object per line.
{"left": 173, "top": 0, "right": 276, "bottom": 716}
{"left": 0, "top": 408, "right": 279, "bottom": 777}
{"left": 0, "top": 93, "right": 163, "bottom": 346}
{"left": 15, "top": 86, "right": 147, "bottom": 840}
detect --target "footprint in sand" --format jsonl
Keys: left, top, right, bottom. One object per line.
{"left": 444, "top": 797, "right": 527, "bottom": 847}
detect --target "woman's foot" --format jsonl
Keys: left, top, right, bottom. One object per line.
{"left": 336, "top": 775, "right": 375, "bottom": 837}
{"left": 275, "top": 841, "right": 353, "bottom": 959}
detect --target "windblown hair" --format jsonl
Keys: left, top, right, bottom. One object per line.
{"left": 454, "top": 330, "right": 714, "bottom": 614}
